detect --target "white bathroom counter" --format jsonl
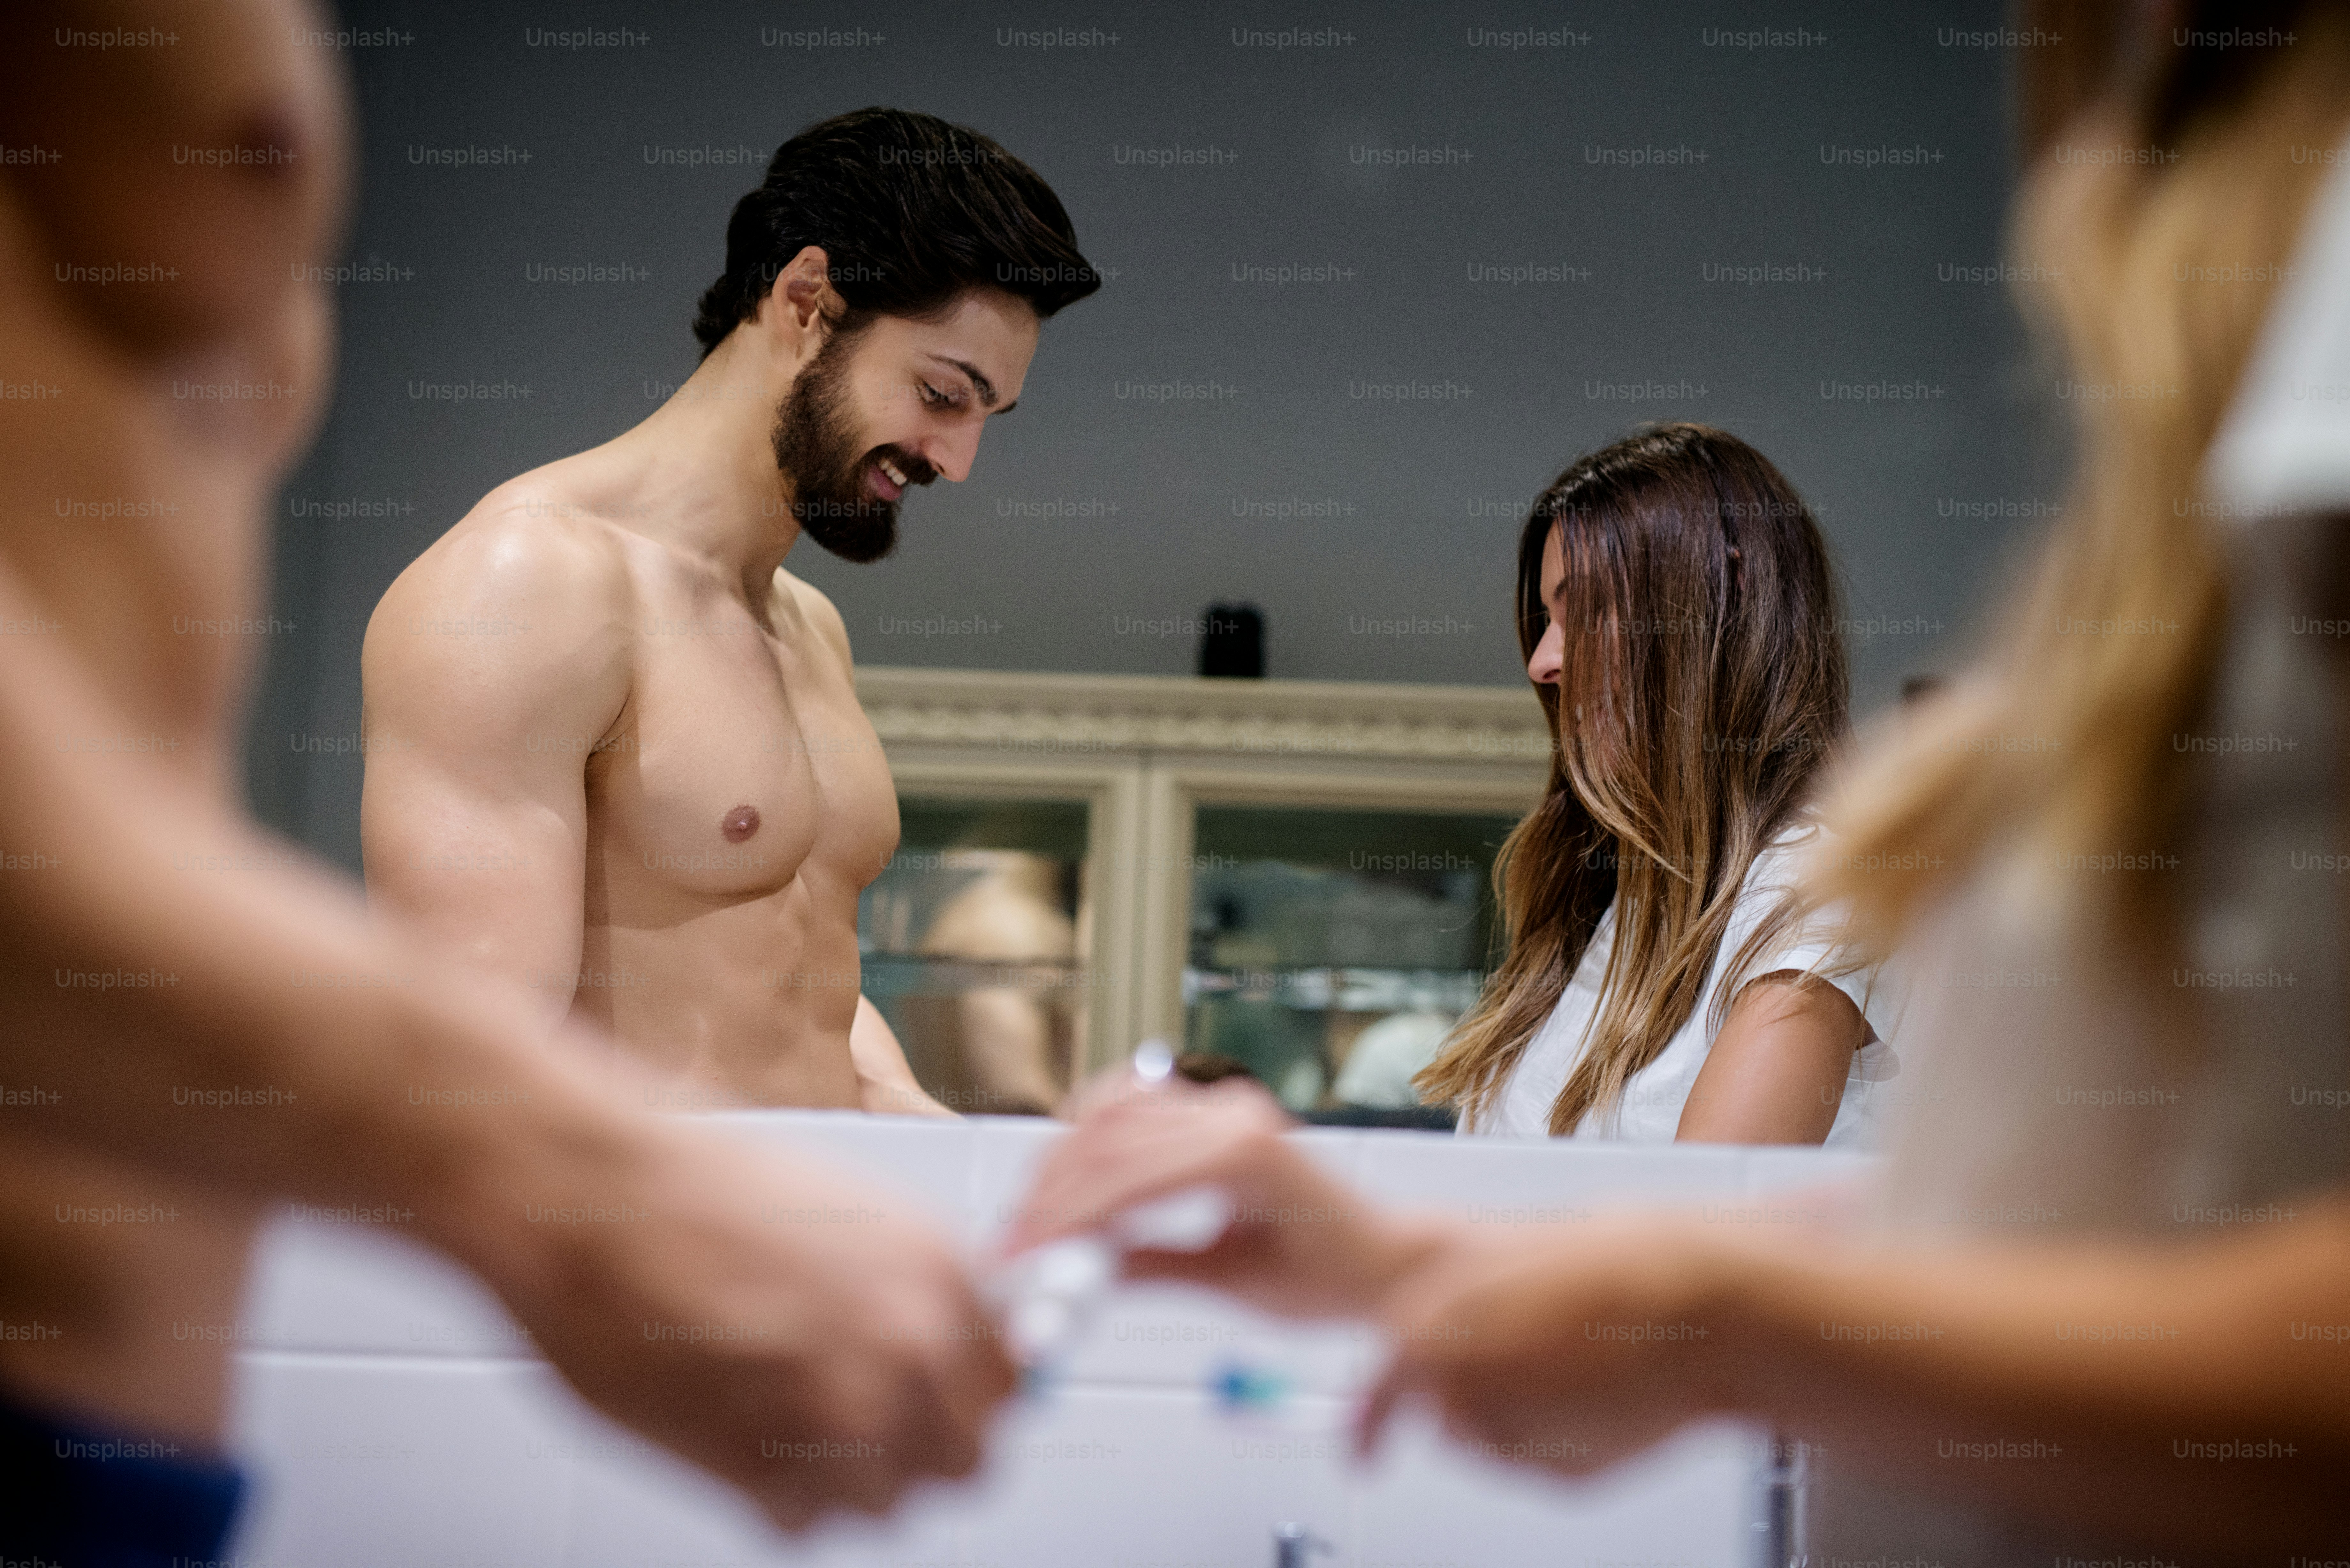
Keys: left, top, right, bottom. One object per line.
{"left": 226, "top": 1111, "right": 1875, "bottom": 1567}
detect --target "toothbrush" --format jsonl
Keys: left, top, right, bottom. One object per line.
{"left": 987, "top": 1040, "right": 1234, "bottom": 1369}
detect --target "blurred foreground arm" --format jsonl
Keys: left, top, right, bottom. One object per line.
{"left": 0, "top": 637, "right": 1009, "bottom": 1523}
{"left": 1017, "top": 1077, "right": 2350, "bottom": 1555}
{"left": 0, "top": 0, "right": 1005, "bottom": 1528}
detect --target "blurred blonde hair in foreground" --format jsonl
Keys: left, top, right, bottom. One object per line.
{"left": 1819, "top": 0, "right": 2350, "bottom": 986}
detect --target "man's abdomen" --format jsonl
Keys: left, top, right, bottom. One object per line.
{"left": 572, "top": 888, "right": 866, "bottom": 1107}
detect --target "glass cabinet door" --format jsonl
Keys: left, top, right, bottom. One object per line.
{"left": 859, "top": 797, "right": 1093, "bottom": 1115}
{"left": 1182, "top": 805, "right": 1518, "bottom": 1125}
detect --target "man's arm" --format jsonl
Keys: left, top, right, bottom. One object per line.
{"left": 851, "top": 994, "right": 955, "bottom": 1117}
{"left": 0, "top": 546, "right": 1008, "bottom": 1527}
{"left": 0, "top": 2, "right": 1008, "bottom": 1519}
{"left": 360, "top": 515, "right": 633, "bottom": 1029}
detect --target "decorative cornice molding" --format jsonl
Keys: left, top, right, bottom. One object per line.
{"left": 855, "top": 666, "right": 1553, "bottom": 764}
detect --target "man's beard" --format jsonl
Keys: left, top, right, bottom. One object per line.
{"left": 771, "top": 326, "right": 930, "bottom": 564}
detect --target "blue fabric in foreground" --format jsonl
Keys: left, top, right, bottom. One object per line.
{"left": 0, "top": 1391, "right": 245, "bottom": 1568}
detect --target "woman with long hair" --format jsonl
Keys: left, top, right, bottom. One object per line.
{"left": 1008, "top": 2, "right": 2350, "bottom": 1556}
{"left": 1424, "top": 423, "right": 1894, "bottom": 1144}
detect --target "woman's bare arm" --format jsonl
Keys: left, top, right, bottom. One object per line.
{"left": 1372, "top": 1192, "right": 2350, "bottom": 1555}
{"left": 1675, "top": 973, "right": 1865, "bottom": 1143}
{"left": 1016, "top": 1078, "right": 2350, "bottom": 1552}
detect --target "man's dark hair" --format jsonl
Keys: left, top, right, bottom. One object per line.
{"left": 691, "top": 107, "right": 1101, "bottom": 358}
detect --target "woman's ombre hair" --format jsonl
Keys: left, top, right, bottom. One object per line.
{"left": 1419, "top": 424, "right": 1852, "bottom": 1134}
{"left": 1816, "top": 0, "right": 2350, "bottom": 995}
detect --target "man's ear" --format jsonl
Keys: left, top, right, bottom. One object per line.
{"left": 760, "top": 246, "right": 843, "bottom": 347}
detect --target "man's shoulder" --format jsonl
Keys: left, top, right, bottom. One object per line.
{"left": 361, "top": 474, "right": 646, "bottom": 739}
{"left": 379, "top": 471, "right": 639, "bottom": 624}
{"left": 363, "top": 471, "right": 650, "bottom": 698}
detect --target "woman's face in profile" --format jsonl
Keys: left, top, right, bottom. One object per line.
{"left": 1525, "top": 522, "right": 1566, "bottom": 689}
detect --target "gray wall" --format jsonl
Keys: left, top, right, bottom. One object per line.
{"left": 249, "top": 0, "right": 2057, "bottom": 867}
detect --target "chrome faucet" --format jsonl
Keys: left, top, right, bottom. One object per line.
{"left": 1274, "top": 1522, "right": 1333, "bottom": 1568}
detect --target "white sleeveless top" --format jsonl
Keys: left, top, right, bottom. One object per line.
{"left": 1462, "top": 823, "right": 1901, "bottom": 1146}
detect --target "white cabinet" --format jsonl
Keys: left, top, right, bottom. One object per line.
{"left": 854, "top": 667, "right": 1550, "bottom": 1112}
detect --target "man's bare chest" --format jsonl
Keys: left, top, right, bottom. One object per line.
{"left": 582, "top": 606, "right": 899, "bottom": 901}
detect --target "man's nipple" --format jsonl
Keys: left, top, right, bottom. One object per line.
{"left": 722, "top": 804, "right": 761, "bottom": 843}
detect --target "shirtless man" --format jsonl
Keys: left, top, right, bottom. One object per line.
{"left": 0, "top": 9, "right": 1006, "bottom": 1557}
{"left": 909, "top": 852, "right": 1086, "bottom": 1115}
{"left": 360, "top": 108, "right": 1101, "bottom": 1111}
